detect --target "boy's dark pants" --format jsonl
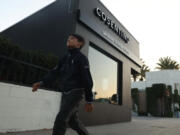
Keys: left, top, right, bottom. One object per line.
{"left": 52, "top": 90, "right": 89, "bottom": 135}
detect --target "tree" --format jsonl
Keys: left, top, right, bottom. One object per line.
{"left": 139, "top": 61, "right": 150, "bottom": 81}
{"left": 132, "top": 74, "right": 138, "bottom": 81}
{"left": 173, "top": 89, "right": 179, "bottom": 103}
{"left": 131, "top": 59, "right": 150, "bottom": 81}
{"left": 156, "top": 56, "right": 179, "bottom": 70}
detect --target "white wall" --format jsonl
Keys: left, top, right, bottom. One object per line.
{"left": 0, "top": 82, "right": 61, "bottom": 133}
{"left": 131, "top": 81, "right": 146, "bottom": 91}
{"left": 146, "top": 70, "right": 180, "bottom": 93}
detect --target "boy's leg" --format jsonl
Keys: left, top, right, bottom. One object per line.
{"left": 52, "top": 92, "right": 83, "bottom": 135}
{"left": 68, "top": 111, "right": 89, "bottom": 135}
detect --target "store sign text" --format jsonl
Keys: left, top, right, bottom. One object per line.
{"left": 95, "top": 7, "right": 129, "bottom": 43}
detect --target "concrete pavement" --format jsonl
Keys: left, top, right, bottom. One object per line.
{"left": 1, "top": 116, "right": 180, "bottom": 135}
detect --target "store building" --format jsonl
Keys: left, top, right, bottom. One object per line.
{"left": 0, "top": 0, "right": 141, "bottom": 128}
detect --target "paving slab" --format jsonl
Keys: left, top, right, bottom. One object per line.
{"left": 1, "top": 116, "right": 180, "bottom": 135}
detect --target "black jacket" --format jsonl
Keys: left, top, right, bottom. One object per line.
{"left": 41, "top": 48, "right": 93, "bottom": 102}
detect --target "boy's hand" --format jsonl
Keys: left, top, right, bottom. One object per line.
{"left": 85, "top": 103, "right": 94, "bottom": 112}
{"left": 32, "top": 82, "right": 41, "bottom": 92}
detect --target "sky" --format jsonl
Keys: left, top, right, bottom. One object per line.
{"left": 1, "top": 0, "right": 180, "bottom": 70}
{"left": 0, "top": 0, "right": 55, "bottom": 31}
{"left": 101, "top": 0, "right": 180, "bottom": 70}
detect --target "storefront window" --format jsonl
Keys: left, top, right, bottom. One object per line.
{"left": 88, "top": 46, "right": 118, "bottom": 104}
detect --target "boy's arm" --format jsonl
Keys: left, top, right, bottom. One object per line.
{"left": 79, "top": 55, "right": 94, "bottom": 103}
{"left": 32, "top": 58, "right": 63, "bottom": 92}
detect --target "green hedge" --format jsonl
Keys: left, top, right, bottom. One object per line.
{"left": 0, "top": 36, "right": 59, "bottom": 88}
{"left": 131, "top": 88, "right": 139, "bottom": 112}
{"left": 0, "top": 36, "right": 58, "bottom": 69}
{"left": 131, "top": 88, "right": 139, "bottom": 105}
{"left": 152, "top": 83, "right": 166, "bottom": 98}
{"left": 146, "top": 84, "right": 173, "bottom": 117}
{"left": 146, "top": 87, "right": 158, "bottom": 116}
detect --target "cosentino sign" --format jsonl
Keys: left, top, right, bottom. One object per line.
{"left": 94, "top": 7, "right": 129, "bottom": 43}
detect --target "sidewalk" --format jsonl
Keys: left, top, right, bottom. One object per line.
{"left": 1, "top": 116, "right": 180, "bottom": 135}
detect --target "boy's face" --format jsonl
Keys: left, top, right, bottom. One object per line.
{"left": 66, "top": 35, "right": 83, "bottom": 49}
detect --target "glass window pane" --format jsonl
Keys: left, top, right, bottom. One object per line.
{"left": 88, "top": 46, "right": 118, "bottom": 104}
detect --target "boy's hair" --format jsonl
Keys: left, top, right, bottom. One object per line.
{"left": 70, "top": 34, "right": 85, "bottom": 49}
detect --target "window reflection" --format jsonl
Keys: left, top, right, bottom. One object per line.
{"left": 88, "top": 46, "right": 118, "bottom": 104}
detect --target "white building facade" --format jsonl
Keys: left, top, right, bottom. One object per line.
{"left": 132, "top": 70, "right": 180, "bottom": 93}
